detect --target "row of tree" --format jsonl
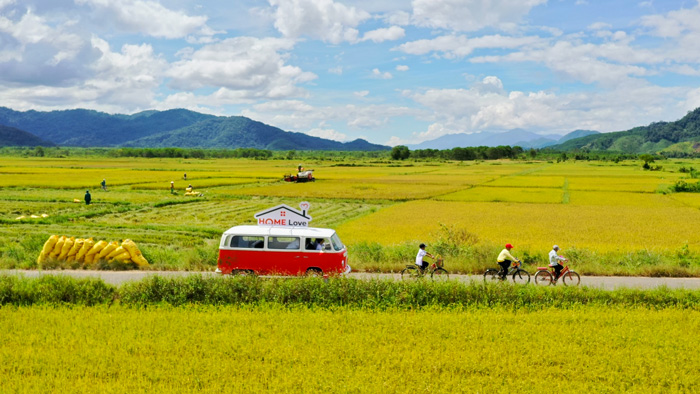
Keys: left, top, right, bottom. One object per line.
{"left": 392, "top": 145, "right": 524, "bottom": 161}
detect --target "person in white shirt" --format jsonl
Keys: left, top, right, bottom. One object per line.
{"left": 415, "top": 243, "right": 434, "bottom": 271}
{"left": 549, "top": 245, "right": 567, "bottom": 279}
{"left": 497, "top": 243, "right": 520, "bottom": 279}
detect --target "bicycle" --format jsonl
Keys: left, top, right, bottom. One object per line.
{"left": 483, "top": 260, "right": 531, "bottom": 284}
{"left": 401, "top": 256, "right": 449, "bottom": 280}
{"left": 534, "top": 263, "right": 580, "bottom": 286}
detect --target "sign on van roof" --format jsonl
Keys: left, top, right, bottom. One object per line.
{"left": 254, "top": 202, "right": 312, "bottom": 227}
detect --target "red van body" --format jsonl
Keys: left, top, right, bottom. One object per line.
{"left": 216, "top": 225, "right": 350, "bottom": 276}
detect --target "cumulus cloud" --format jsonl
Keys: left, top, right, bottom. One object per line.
{"left": 371, "top": 68, "right": 393, "bottom": 79}
{"left": 410, "top": 0, "right": 548, "bottom": 32}
{"left": 268, "top": 0, "right": 370, "bottom": 44}
{"left": 394, "top": 34, "right": 544, "bottom": 58}
{"left": 75, "top": 0, "right": 209, "bottom": 39}
{"left": 399, "top": 76, "right": 688, "bottom": 143}
{"left": 306, "top": 127, "right": 348, "bottom": 141}
{"left": 361, "top": 26, "right": 405, "bottom": 42}
{"left": 167, "top": 37, "right": 317, "bottom": 100}
{"left": 396, "top": 65, "right": 409, "bottom": 71}
{"left": 0, "top": 36, "right": 166, "bottom": 112}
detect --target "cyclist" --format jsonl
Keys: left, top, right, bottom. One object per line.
{"left": 415, "top": 243, "right": 434, "bottom": 272}
{"left": 549, "top": 245, "right": 567, "bottom": 280}
{"left": 497, "top": 243, "right": 520, "bottom": 279}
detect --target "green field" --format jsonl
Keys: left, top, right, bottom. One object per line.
{"left": 1, "top": 155, "right": 700, "bottom": 275}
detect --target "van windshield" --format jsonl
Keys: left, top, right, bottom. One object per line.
{"left": 330, "top": 233, "right": 344, "bottom": 251}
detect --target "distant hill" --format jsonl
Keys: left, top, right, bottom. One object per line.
{"left": 553, "top": 108, "right": 700, "bottom": 153}
{"left": 0, "top": 125, "right": 54, "bottom": 147}
{"left": 410, "top": 129, "right": 598, "bottom": 150}
{"left": 0, "top": 107, "right": 389, "bottom": 151}
{"left": 125, "top": 117, "right": 388, "bottom": 151}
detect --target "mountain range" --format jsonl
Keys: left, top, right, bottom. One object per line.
{"left": 0, "top": 107, "right": 387, "bottom": 151}
{"left": 2, "top": 106, "right": 700, "bottom": 154}
{"left": 551, "top": 107, "right": 700, "bottom": 154}
{"left": 408, "top": 129, "right": 599, "bottom": 150}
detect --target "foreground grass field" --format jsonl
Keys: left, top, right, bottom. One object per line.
{"left": 1, "top": 155, "right": 700, "bottom": 275}
{"left": 0, "top": 305, "right": 697, "bottom": 393}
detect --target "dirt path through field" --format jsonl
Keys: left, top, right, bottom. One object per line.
{"left": 3, "top": 270, "right": 700, "bottom": 290}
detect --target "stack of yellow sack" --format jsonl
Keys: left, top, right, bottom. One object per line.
{"left": 37, "top": 235, "right": 149, "bottom": 267}
{"left": 184, "top": 186, "right": 203, "bottom": 197}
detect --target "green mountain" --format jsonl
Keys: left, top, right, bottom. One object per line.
{"left": 553, "top": 108, "right": 700, "bottom": 153}
{"left": 124, "top": 117, "right": 388, "bottom": 151}
{"left": 0, "top": 107, "right": 388, "bottom": 151}
{"left": 0, "top": 107, "right": 215, "bottom": 147}
{"left": 0, "top": 125, "right": 54, "bottom": 147}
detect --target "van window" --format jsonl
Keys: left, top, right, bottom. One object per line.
{"left": 269, "top": 236, "right": 300, "bottom": 250}
{"left": 305, "top": 238, "right": 330, "bottom": 251}
{"left": 330, "top": 233, "right": 344, "bottom": 251}
{"left": 230, "top": 235, "right": 265, "bottom": 249}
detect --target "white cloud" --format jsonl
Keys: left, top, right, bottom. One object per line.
{"left": 396, "top": 64, "right": 409, "bottom": 71}
{"left": 328, "top": 66, "right": 343, "bottom": 75}
{"left": 75, "top": 0, "right": 209, "bottom": 39}
{"left": 588, "top": 22, "right": 612, "bottom": 30}
{"left": 371, "top": 68, "right": 393, "bottom": 79}
{"left": 394, "top": 34, "right": 544, "bottom": 58}
{"left": 361, "top": 26, "right": 405, "bottom": 42}
{"left": 410, "top": 0, "right": 548, "bottom": 32}
{"left": 167, "top": 37, "right": 317, "bottom": 100}
{"left": 354, "top": 90, "right": 370, "bottom": 97}
{"left": 268, "top": 0, "right": 370, "bottom": 44}
{"left": 306, "top": 127, "right": 347, "bottom": 141}
{"left": 0, "top": 35, "right": 166, "bottom": 112}
{"left": 401, "top": 76, "right": 689, "bottom": 143}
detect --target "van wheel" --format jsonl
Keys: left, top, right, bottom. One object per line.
{"left": 232, "top": 269, "right": 255, "bottom": 276}
{"left": 306, "top": 268, "right": 323, "bottom": 277}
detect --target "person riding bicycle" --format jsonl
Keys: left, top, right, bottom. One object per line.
{"left": 415, "top": 243, "right": 434, "bottom": 272}
{"left": 549, "top": 245, "right": 567, "bottom": 280}
{"left": 497, "top": 243, "right": 520, "bottom": 280}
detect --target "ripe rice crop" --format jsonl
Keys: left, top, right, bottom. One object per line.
{"left": 438, "top": 186, "right": 562, "bottom": 203}
{"left": 0, "top": 304, "right": 697, "bottom": 392}
{"left": 486, "top": 175, "right": 566, "bottom": 188}
{"left": 337, "top": 200, "right": 700, "bottom": 253}
{"left": 568, "top": 191, "right": 683, "bottom": 207}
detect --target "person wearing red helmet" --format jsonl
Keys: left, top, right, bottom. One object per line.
{"left": 497, "top": 243, "right": 520, "bottom": 280}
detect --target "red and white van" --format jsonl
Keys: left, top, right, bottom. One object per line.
{"left": 216, "top": 225, "right": 350, "bottom": 276}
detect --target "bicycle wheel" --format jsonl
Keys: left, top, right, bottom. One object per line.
{"left": 401, "top": 266, "right": 421, "bottom": 280}
{"left": 483, "top": 269, "right": 500, "bottom": 282}
{"left": 512, "top": 269, "right": 530, "bottom": 284}
{"left": 562, "top": 271, "right": 581, "bottom": 286}
{"left": 431, "top": 268, "right": 449, "bottom": 281}
{"left": 534, "top": 270, "right": 553, "bottom": 286}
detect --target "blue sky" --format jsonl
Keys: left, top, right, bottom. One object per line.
{"left": 1, "top": 0, "right": 700, "bottom": 145}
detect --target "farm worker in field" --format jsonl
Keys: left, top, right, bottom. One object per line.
{"left": 170, "top": 181, "right": 175, "bottom": 194}
{"left": 549, "top": 245, "right": 568, "bottom": 280}
{"left": 84, "top": 190, "right": 91, "bottom": 205}
{"left": 415, "top": 243, "right": 434, "bottom": 271}
{"left": 183, "top": 172, "right": 187, "bottom": 180}
{"left": 101, "top": 179, "right": 107, "bottom": 191}
{"left": 497, "top": 244, "right": 520, "bottom": 280}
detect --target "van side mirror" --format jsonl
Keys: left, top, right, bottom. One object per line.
{"left": 324, "top": 244, "right": 332, "bottom": 251}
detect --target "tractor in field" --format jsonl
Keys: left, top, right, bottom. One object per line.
{"left": 284, "top": 169, "right": 315, "bottom": 182}
{"left": 284, "top": 165, "right": 315, "bottom": 182}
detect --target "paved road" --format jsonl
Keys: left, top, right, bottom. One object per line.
{"left": 3, "top": 270, "right": 700, "bottom": 290}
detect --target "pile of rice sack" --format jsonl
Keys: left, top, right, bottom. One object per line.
{"left": 15, "top": 214, "right": 49, "bottom": 220}
{"left": 37, "top": 235, "right": 149, "bottom": 267}
{"left": 184, "top": 186, "right": 203, "bottom": 197}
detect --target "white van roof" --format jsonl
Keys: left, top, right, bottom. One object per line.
{"left": 222, "top": 225, "right": 336, "bottom": 238}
